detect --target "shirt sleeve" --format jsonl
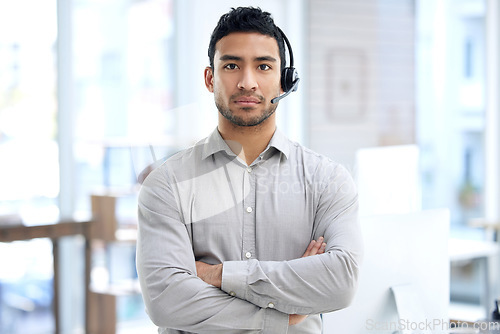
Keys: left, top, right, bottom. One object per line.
{"left": 136, "top": 166, "right": 289, "bottom": 333}
{"left": 220, "top": 164, "right": 363, "bottom": 316}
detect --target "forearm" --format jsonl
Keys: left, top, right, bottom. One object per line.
{"left": 198, "top": 229, "right": 362, "bottom": 316}
{"left": 195, "top": 238, "right": 326, "bottom": 327}
{"left": 137, "top": 262, "right": 287, "bottom": 332}
{"left": 221, "top": 248, "right": 361, "bottom": 315}
{"left": 196, "top": 238, "right": 326, "bottom": 289}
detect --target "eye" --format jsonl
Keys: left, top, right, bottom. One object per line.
{"left": 258, "top": 64, "right": 271, "bottom": 71}
{"left": 224, "top": 63, "right": 238, "bottom": 70}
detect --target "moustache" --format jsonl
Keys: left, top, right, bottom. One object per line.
{"left": 230, "top": 91, "right": 265, "bottom": 102}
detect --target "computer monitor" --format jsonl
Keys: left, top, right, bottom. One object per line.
{"left": 323, "top": 209, "right": 450, "bottom": 333}
{"left": 355, "top": 144, "right": 421, "bottom": 217}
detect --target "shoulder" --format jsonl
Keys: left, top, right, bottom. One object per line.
{"left": 165, "top": 136, "right": 208, "bottom": 165}
{"left": 282, "top": 139, "right": 357, "bottom": 200}
{"left": 287, "top": 139, "right": 352, "bottom": 181}
{"left": 141, "top": 136, "right": 209, "bottom": 186}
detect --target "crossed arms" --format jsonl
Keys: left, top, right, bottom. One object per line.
{"left": 196, "top": 237, "right": 327, "bottom": 326}
{"left": 136, "top": 165, "right": 363, "bottom": 333}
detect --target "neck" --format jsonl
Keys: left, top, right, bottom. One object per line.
{"left": 218, "top": 115, "right": 276, "bottom": 165}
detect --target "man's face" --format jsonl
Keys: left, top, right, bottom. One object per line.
{"left": 204, "top": 32, "right": 282, "bottom": 127}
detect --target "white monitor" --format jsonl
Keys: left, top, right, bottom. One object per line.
{"left": 323, "top": 209, "right": 450, "bottom": 333}
{"left": 355, "top": 145, "right": 421, "bottom": 216}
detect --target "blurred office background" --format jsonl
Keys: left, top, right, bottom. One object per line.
{"left": 0, "top": 0, "right": 499, "bottom": 333}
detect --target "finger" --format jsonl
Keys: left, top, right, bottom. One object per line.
{"left": 302, "top": 240, "right": 316, "bottom": 257}
{"left": 318, "top": 242, "right": 327, "bottom": 254}
{"left": 309, "top": 237, "right": 324, "bottom": 255}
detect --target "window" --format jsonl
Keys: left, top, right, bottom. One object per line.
{"left": 417, "top": 0, "right": 486, "bottom": 236}
{"left": 417, "top": 0, "right": 489, "bottom": 319}
{"left": 0, "top": 0, "right": 58, "bottom": 217}
{"left": 72, "top": 0, "right": 176, "bottom": 214}
{"left": 0, "top": 1, "right": 59, "bottom": 333}
{"left": 71, "top": 0, "right": 175, "bottom": 331}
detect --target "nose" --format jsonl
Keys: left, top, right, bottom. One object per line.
{"left": 237, "top": 67, "right": 258, "bottom": 91}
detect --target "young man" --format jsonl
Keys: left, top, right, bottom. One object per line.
{"left": 136, "top": 7, "right": 363, "bottom": 334}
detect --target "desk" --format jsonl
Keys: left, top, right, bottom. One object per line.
{"left": 470, "top": 219, "right": 500, "bottom": 242}
{"left": 0, "top": 219, "right": 91, "bottom": 334}
{"left": 449, "top": 239, "right": 500, "bottom": 320}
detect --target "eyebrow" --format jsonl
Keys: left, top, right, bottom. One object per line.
{"left": 255, "top": 56, "right": 278, "bottom": 62}
{"left": 219, "top": 55, "right": 278, "bottom": 63}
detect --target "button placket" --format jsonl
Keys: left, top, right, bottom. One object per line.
{"left": 242, "top": 166, "right": 256, "bottom": 261}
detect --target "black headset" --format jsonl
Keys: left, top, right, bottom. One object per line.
{"left": 271, "top": 27, "right": 300, "bottom": 104}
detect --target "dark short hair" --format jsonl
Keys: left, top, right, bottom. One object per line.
{"left": 208, "top": 7, "right": 286, "bottom": 71}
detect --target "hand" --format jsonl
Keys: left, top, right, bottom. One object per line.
{"left": 301, "top": 236, "right": 326, "bottom": 257}
{"left": 289, "top": 314, "right": 308, "bottom": 326}
{"left": 195, "top": 261, "right": 222, "bottom": 288}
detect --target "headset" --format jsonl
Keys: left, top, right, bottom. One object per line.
{"left": 271, "top": 27, "right": 300, "bottom": 104}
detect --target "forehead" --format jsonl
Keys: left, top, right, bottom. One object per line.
{"left": 214, "top": 32, "right": 280, "bottom": 60}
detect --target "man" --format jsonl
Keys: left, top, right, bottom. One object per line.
{"left": 136, "top": 7, "right": 363, "bottom": 334}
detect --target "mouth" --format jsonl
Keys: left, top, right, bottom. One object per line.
{"left": 233, "top": 96, "right": 262, "bottom": 107}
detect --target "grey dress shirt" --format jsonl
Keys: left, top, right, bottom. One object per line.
{"left": 136, "top": 128, "right": 363, "bottom": 334}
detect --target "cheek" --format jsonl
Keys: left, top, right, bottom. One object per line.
{"left": 213, "top": 85, "right": 229, "bottom": 106}
{"left": 213, "top": 78, "right": 235, "bottom": 99}
{"left": 268, "top": 80, "right": 282, "bottom": 97}
{"left": 213, "top": 76, "right": 227, "bottom": 92}
{"left": 267, "top": 74, "right": 282, "bottom": 93}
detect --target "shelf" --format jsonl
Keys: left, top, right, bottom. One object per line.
{"left": 88, "top": 192, "right": 141, "bottom": 333}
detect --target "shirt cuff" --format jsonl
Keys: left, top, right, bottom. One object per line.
{"left": 222, "top": 260, "right": 288, "bottom": 332}
{"left": 222, "top": 259, "right": 286, "bottom": 313}
{"left": 221, "top": 260, "right": 249, "bottom": 300}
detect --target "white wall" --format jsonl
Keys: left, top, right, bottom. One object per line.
{"left": 307, "top": 0, "right": 416, "bottom": 169}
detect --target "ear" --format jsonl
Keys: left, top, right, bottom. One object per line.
{"left": 204, "top": 67, "right": 214, "bottom": 93}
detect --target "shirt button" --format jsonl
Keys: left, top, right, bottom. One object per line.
{"left": 267, "top": 302, "right": 275, "bottom": 309}
{"left": 229, "top": 291, "right": 236, "bottom": 297}
{"left": 246, "top": 167, "right": 252, "bottom": 173}
{"left": 245, "top": 252, "right": 252, "bottom": 259}
{"left": 246, "top": 207, "right": 253, "bottom": 213}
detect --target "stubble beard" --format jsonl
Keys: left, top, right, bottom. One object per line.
{"left": 215, "top": 94, "right": 278, "bottom": 127}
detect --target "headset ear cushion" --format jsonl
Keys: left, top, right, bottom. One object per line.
{"left": 281, "top": 67, "right": 296, "bottom": 92}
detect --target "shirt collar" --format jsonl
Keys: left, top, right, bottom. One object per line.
{"left": 201, "top": 127, "right": 290, "bottom": 161}
{"left": 264, "top": 128, "right": 290, "bottom": 160}
{"left": 201, "top": 128, "right": 235, "bottom": 160}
